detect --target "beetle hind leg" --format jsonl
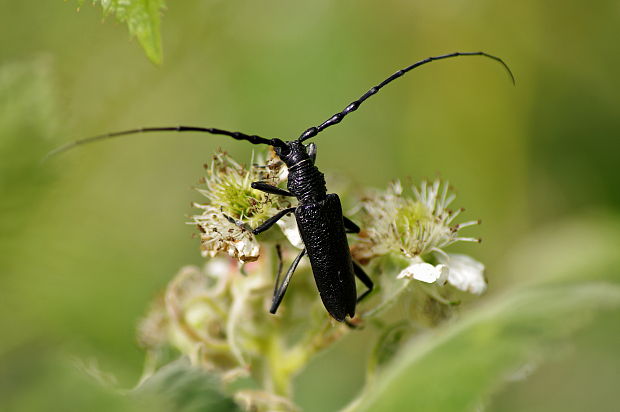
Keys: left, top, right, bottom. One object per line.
{"left": 353, "top": 261, "right": 373, "bottom": 302}
{"left": 270, "top": 248, "right": 307, "bottom": 314}
{"left": 343, "top": 216, "right": 361, "bottom": 234}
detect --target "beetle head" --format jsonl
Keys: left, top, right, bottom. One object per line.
{"left": 275, "top": 140, "right": 313, "bottom": 168}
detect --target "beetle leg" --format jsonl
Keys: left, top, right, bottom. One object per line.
{"left": 270, "top": 248, "right": 307, "bottom": 314}
{"left": 353, "top": 261, "right": 374, "bottom": 302}
{"left": 251, "top": 207, "right": 296, "bottom": 235}
{"left": 223, "top": 207, "right": 296, "bottom": 235}
{"left": 343, "top": 216, "right": 361, "bottom": 234}
{"left": 273, "top": 244, "right": 284, "bottom": 296}
{"left": 251, "top": 181, "right": 294, "bottom": 197}
{"left": 222, "top": 213, "right": 253, "bottom": 232}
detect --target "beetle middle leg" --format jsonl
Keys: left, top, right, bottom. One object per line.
{"left": 270, "top": 247, "right": 307, "bottom": 314}
{"left": 224, "top": 207, "right": 296, "bottom": 235}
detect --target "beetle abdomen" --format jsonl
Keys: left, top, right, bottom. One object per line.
{"left": 295, "top": 193, "right": 356, "bottom": 321}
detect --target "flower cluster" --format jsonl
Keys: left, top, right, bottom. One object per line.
{"left": 138, "top": 149, "right": 489, "bottom": 412}
{"left": 192, "top": 150, "right": 293, "bottom": 262}
{"left": 354, "top": 180, "right": 486, "bottom": 295}
{"left": 138, "top": 258, "right": 270, "bottom": 381}
{"left": 137, "top": 252, "right": 345, "bottom": 412}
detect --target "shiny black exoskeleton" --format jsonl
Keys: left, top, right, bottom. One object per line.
{"left": 219, "top": 138, "right": 372, "bottom": 321}
{"left": 265, "top": 140, "right": 367, "bottom": 321}
{"left": 51, "top": 52, "right": 514, "bottom": 322}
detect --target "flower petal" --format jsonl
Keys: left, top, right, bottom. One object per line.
{"left": 276, "top": 214, "right": 304, "bottom": 249}
{"left": 441, "top": 253, "right": 487, "bottom": 294}
{"left": 398, "top": 258, "right": 449, "bottom": 285}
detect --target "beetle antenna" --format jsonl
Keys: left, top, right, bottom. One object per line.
{"left": 45, "top": 126, "right": 284, "bottom": 160}
{"left": 298, "top": 51, "right": 515, "bottom": 142}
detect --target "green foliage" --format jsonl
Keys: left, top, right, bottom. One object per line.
{"left": 351, "top": 217, "right": 620, "bottom": 411}
{"left": 2, "top": 2, "right": 619, "bottom": 411}
{"left": 134, "top": 359, "right": 241, "bottom": 412}
{"left": 77, "top": 0, "right": 165, "bottom": 64}
{"left": 355, "top": 284, "right": 620, "bottom": 411}
{"left": 1, "top": 350, "right": 238, "bottom": 412}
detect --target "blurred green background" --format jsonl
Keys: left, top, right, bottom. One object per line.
{"left": 1, "top": 1, "right": 619, "bottom": 411}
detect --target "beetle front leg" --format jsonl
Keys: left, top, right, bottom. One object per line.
{"left": 270, "top": 248, "right": 307, "bottom": 314}
{"left": 251, "top": 181, "right": 294, "bottom": 197}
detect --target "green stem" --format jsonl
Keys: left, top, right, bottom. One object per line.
{"left": 362, "top": 278, "right": 412, "bottom": 318}
{"left": 266, "top": 335, "right": 292, "bottom": 397}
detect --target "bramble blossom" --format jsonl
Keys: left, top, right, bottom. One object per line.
{"left": 355, "top": 179, "right": 486, "bottom": 294}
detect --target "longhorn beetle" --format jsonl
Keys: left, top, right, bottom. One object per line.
{"left": 50, "top": 52, "right": 514, "bottom": 322}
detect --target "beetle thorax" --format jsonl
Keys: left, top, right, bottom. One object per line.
{"left": 276, "top": 141, "right": 327, "bottom": 204}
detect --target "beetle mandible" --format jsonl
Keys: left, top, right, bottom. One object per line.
{"left": 51, "top": 52, "right": 514, "bottom": 322}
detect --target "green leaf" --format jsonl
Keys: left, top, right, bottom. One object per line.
{"left": 367, "top": 321, "right": 411, "bottom": 381}
{"left": 78, "top": 0, "right": 165, "bottom": 65}
{"left": 354, "top": 283, "right": 620, "bottom": 411}
{"left": 351, "top": 216, "right": 620, "bottom": 411}
{"left": 133, "top": 358, "right": 241, "bottom": 412}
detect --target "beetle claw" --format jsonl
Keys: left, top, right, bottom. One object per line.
{"left": 222, "top": 213, "right": 253, "bottom": 232}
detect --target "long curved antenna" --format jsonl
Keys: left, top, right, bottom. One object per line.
{"left": 45, "top": 126, "right": 285, "bottom": 160}
{"left": 298, "top": 51, "right": 515, "bottom": 142}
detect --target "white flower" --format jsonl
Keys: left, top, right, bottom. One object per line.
{"left": 353, "top": 179, "right": 487, "bottom": 294}
{"left": 355, "top": 179, "right": 481, "bottom": 261}
{"left": 276, "top": 213, "right": 304, "bottom": 249}
{"left": 438, "top": 253, "right": 487, "bottom": 294}
{"left": 398, "top": 254, "right": 486, "bottom": 293}
{"left": 397, "top": 256, "right": 449, "bottom": 285}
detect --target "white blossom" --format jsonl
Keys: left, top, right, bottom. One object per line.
{"left": 397, "top": 254, "right": 487, "bottom": 294}
{"left": 356, "top": 179, "right": 480, "bottom": 260}
{"left": 276, "top": 213, "right": 304, "bottom": 249}
{"left": 438, "top": 253, "right": 487, "bottom": 294}
{"left": 397, "top": 256, "right": 449, "bottom": 285}
{"left": 354, "top": 179, "right": 486, "bottom": 294}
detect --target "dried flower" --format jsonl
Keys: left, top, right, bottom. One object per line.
{"left": 193, "top": 205, "right": 261, "bottom": 262}
{"left": 191, "top": 150, "right": 297, "bottom": 261}
{"left": 137, "top": 257, "right": 274, "bottom": 379}
{"left": 235, "top": 390, "right": 300, "bottom": 412}
{"left": 138, "top": 252, "right": 345, "bottom": 410}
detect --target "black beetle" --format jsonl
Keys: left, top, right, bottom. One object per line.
{"left": 50, "top": 52, "right": 514, "bottom": 322}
